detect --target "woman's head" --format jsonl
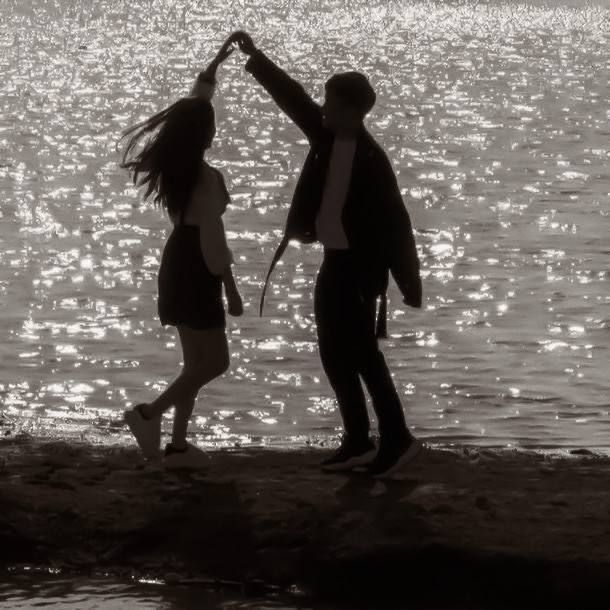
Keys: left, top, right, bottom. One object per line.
{"left": 121, "top": 97, "right": 216, "bottom": 215}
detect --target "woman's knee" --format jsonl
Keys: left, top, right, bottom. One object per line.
{"left": 183, "top": 355, "right": 229, "bottom": 388}
{"left": 206, "top": 338, "right": 230, "bottom": 379}
{"left": 176, "top": 370, "right": 203, "bottom": 396}
{"left": 208, "top": 351, "right": 230, "bottom": 379}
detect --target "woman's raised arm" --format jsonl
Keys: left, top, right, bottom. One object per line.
{"left": 190, "top": 39, "right": 235, "bottom": 99}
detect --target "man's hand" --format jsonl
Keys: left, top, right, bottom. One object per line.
{"left": 402, "top": 278, "right": 423, "bottom": 309}
{"left": 227, "top": 30, "right": 257, "bottom": 56}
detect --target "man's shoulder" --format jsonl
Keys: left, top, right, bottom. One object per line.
{"left": 355, "top": 132, "right": 395, "bottom": 178}
{"left": 359, "top": 131, "right": 388, "bottom": 159}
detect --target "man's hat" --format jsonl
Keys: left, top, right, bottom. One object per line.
{"left": 325, "top": 71, "right": 376, "bottom": 116}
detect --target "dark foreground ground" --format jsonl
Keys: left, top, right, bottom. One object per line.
{"left": 1, "top": 435, "right": 609, "bottom": 609}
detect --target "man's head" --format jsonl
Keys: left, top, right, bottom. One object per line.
{"left": 322, "top": 71, "right": 376, "bottom": 134}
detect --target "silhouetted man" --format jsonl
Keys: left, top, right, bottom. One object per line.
{"left": 229, "top": 31, "right": 423, "bottom": 477}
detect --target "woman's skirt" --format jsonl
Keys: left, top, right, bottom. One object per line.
{"left": 157, "top": 226, "right": 225, "bottom": 330}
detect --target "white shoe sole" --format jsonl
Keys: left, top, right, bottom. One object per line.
{"left": 124, "top": 409, "right": 161, "bottom": 459}
{"left": 321, "top": 448, "right": 377, "bottom": 472}
{"left": 374, "top": 439, "right": 423, "bottom": 478}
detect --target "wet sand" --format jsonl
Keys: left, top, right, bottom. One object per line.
{"left": 1, "top": 435, "right": 609, "bottom": 608}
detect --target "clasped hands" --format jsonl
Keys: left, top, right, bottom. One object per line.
{"left": 198, "top": 31, "right": 258, "bottom": 83}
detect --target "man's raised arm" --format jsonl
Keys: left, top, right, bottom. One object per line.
{"left": 229, "top": 31, "right": 323, "bottom": 141}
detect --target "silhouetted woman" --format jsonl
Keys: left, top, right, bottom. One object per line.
{"left": 120, "top": 41, "right": 243, "bottom": 467}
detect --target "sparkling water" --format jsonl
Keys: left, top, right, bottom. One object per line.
{"left": 1, "top": 0, "right": 608, "bottom": 451}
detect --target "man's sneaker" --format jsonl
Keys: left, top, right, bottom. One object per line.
{"left": 124, "top": 404, "right": 161, "bottom": 459}
{"left": 365, "top": 437, "right": 423, "bottom": 478}
{"left": 321, "top": 439, "right": 377, "bottom": 472}
{"left": 163, "top": 442, "right": 209, "bottom": 470}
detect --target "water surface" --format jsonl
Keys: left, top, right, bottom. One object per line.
{"left": 0, "top": 0, "right": 608, "bottom": 451}
{"left": 0, "top": 574, "right": 315, "bottom": 609}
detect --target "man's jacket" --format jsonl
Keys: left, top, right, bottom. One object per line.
{"left": 245, "top": 50, "right": 423, "bottom": 336}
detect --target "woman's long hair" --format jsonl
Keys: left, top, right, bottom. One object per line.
{"left": 120, "top": 97, "right": 215, "bottom": 217}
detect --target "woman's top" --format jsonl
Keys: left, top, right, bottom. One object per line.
{"left": 168, "top": 163, "right": 233, "bottom": 276}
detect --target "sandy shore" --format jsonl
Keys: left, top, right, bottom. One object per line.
{"left": 1, "top": 434, "right": 609, "bottom": 608}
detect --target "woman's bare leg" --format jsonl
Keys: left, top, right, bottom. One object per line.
{"left": 170, "top": 325, "right": 229, "bottom": 447}
{"left": 169, "top": 390, "right": 197, "bottom": 449}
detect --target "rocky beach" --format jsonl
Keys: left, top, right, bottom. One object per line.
{"left": 1, "top": 434, "right": 608, "bottom": 608}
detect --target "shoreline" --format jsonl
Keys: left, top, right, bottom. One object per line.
{"left": 1, "top": 436, "right": 609, "bottom": 608}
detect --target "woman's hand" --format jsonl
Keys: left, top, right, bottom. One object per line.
{"left": 213, "top": 39, "right": 235, "bottom": 65}
{"left": 199, "top": 39, "right": 236, "bottom": 84}
{"left": 227, "top": 290, "right": 244, "bottom": 317}
{"left": 221, "top": 266, "right": 244, "bottom": 317}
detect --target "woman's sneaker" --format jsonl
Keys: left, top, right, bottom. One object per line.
{"left": 124, "top": 404, "right": 161, "bottom": 459}
{"left": 364, "top": 437, "right": 423, "bottom": 478}
{"left": 321, "top": 438, "right": 377, "bottom": 472}
{"left": 163, "top": 442, "right": 209, "bottom": 470}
